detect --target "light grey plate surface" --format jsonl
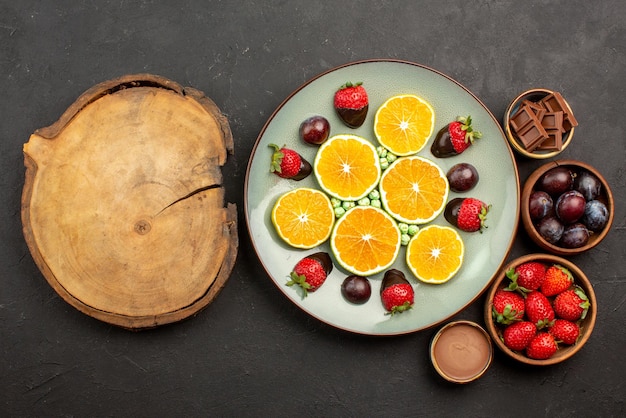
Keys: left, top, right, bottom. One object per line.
{"left": 245, "top": 60, "right": 519, "bottom": 335}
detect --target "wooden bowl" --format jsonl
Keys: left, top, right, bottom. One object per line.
{"left": 504, "top": 88, "right": 575, "bottom": 159}
{"left": 521, "top": 160, "right": 614, "bottom": 256}
{"left": 484, "top": 254, "right": 597, "bottom": 366}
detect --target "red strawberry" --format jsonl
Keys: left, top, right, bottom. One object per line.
{"left": 286, "top": 252, "right": 333, "bottom": 297}
{"left": 541, "top": 264, "right": 574, "bottom": 297}
{"left": 431, "top": 115, "right": 482, "bottom": 158}
{"left": 269, "top": 143, "right": 312, "bottom": 180}
{"left": 525, "top": 291, "right": 555, "bottom": 329}
{"left": 549, "top": 319, "right": 580, "bottom": 345}
{"left": 553, "top": 287, "right": 590, "bottom": 321}
{"left": 491, "top": 289, "right": 525, "bottom": 324}
{"left": 526, "top": 332, "right": 558, "bottom": 360}
{"left": 380, "top": 269, "right": 414, "bottom": 315}
{"left": 333, "top": 81, "right": 369, "bottom": 128}
{"left": 503, "top": 321, "right": 537, "bottom": 351}
{"left": 444, "top": 197, "right": 490, "bottom": 233}
{"left": 506, "top": 261, "right": 547, "bottom": 292}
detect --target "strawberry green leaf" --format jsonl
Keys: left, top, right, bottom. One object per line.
{"left": 385, "top": 301, "right": 413, "bottom": 316}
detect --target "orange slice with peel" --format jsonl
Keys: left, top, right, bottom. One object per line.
{"left": 271, "top": 187, "right": 335, "bottom": 249}
{"left": 330, "top": 206, "right": 401, "bottom": 276}
{"left": 374, "top": 94, "right": 435, "bottom": 156}
{"left": 313, "top": 134, "right": 381, "bottom": 201}
{"left": 406, "top": 225, "right": 464, "bottom": 284}
{"left": 379, "top": 155, "right": 449, "bottom": 224}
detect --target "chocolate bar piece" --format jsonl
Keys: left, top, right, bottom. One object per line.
{"left": 541, "top": 92, "right": 578, "bottom": 130}
{"left": 510, "top": 104, "right": 534, "bottom": 132}
{"left": 541, "top": 111, "right": 564, "bottom": 132}
{"left": 517, "top": 120, "right": 549, "bottom": 152}
{"left": 522, "top": 100, "right": 546, "bottom": 121}
{"left": 562, "top": 113, "right": 578, "bottom": 131}
{"left": 540, "top": 93, "right": 565, "bottom": 113}
{"left": 536, "top": 129, "right": 563, "bottom": 151}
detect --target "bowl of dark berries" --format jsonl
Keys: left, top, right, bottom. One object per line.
{"left": 521, "top": 160, "right": 614, "bottom": 256}
{"left": 484, "top": 253, "right": 597, "bottom": 366}
{"left": 504, "top": 88, "right": 577, "bottom": 159}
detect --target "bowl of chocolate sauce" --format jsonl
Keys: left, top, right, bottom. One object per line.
{"left": 430, "top": 320, "right": 493, "bottom": 383}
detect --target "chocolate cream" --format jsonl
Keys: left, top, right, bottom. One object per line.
{"left": 432, "top": 322, "right": 492, "bottom": 381}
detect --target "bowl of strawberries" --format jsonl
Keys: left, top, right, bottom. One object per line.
{"left": 484, "top": 253, "right": 597, "bottom": 365}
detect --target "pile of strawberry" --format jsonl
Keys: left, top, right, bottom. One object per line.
{"left": 491, "top": 261, "right": 591, "bottom": 360}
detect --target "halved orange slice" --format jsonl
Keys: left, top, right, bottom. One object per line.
{"left": 406, "top": 225, "right": 464, "bottom": 284}
{"left": 374, "top": 94, "right": 435, "bottom": 156}
{"left": 271, "top": 188, "right": 335, "bottom": 249}
{"left": 379, "top": 155, "right": 449, "bottom": 224}
{"left": 314, "top": 134, "right": 381, "bottom": 201}
{"left": 330, "top": 206, "right": 401, "bottom": 276}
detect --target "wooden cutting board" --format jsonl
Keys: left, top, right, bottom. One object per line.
{"left": 21, "top": 74, "right": 238, "bottom": 330}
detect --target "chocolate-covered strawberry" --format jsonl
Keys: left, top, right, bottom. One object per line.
{"left": 286, "top": 252, "right": 333, "bottom": 298}
{"left": 333, "top": 81, "right": 369, "bottom": 128}
{"left": 444, "top": 197, "right": 490, "bottom": 233}
{"left": 269, "top": 143, "right": 312, "bottom": 180}
{"left": 431, "top": 115, "right": 482, "bottom": 158}
{"left": 380, "top": 269, "right": 414, "bottom": 315}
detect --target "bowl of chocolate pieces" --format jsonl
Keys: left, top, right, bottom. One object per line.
{"left": 504, "top": 88, "right": 578, "bottom": 159}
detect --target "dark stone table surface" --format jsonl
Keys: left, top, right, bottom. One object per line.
{"left": 2, "top": 1, "right": 624, "bottom": 416}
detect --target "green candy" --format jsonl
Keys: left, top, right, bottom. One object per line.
{"left": 368, "top": 189, "right": 380, "bottom": 200}
{"left": 408, "top": 225, "right": 419, "bottom": 235}
{"left": 401, "top": 234, "right": 411, "bottom": 246}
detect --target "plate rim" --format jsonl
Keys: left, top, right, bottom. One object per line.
{"left": 244, "top": 59, "right": 520, "bottom": 336}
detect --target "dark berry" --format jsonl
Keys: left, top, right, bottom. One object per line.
{"left": 560, "top": 223, "right": 590, "bottom": 248}
{"left": 538, "top": 167, "right": 573, "bottom": 196}
{"left": 341, "top": 275, "right": 371, "bottom": 304}
{"left": 446, "top": 163, "right": 479, "bottom": 192}
{"left": 582, "top": 200, "right": 609, "bottom": 232}
{"left": 528, "top": 191, "right": 554, "bottom": 221}
{"left": 556, "top": 190, "right": 586, "bottom": 224}
{"left": 299, "top": 116, "right": 330, "bottom": 145}
{"left": 574, "top": 170, "right": 602, "bottom": 201}
{"left": 536, "top": 216, "right": 564, "bottom": 244}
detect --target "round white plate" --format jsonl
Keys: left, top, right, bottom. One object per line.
{"left": 245, "top": 60, "right": 519, "bottom": 335}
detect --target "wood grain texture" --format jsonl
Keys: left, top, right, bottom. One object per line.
{"left": 21, "top": 74, "right": 238, "bottom": 329}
